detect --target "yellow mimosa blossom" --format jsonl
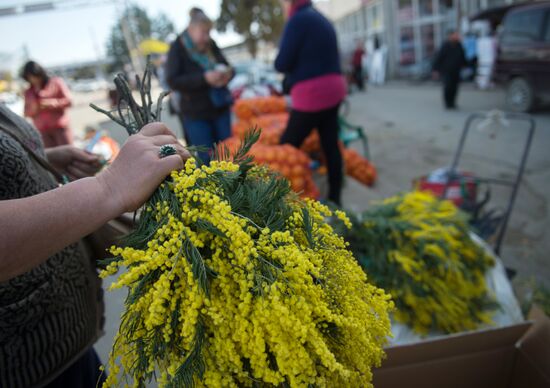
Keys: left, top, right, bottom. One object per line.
{"left": 335, "top": 190, "right": 496, "bottom": 335}
{"left": 100, "top": 156, "right": 392, "bottom": 387}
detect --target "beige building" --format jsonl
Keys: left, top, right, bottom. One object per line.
{"left": 317, "top": 0, "right": 527, "bottom": 78}
{"left": 315, "top": 0, "right": 364, "bottom": 20}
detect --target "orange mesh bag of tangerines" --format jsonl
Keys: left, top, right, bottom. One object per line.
{"left": 343, "top": 148, "right": 377, "bottom": 187}
{"left": 233, "top": 96, "right": 287, "bottom": 121}
{"left": 232, "top": 112, "right": 289, "bottom": 146}
{"left": 221, "top": 137, "right": 320, "bottom": 199}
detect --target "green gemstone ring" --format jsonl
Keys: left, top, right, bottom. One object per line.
{"left": 159, "top": 144, "right": 177, "bottom": 158}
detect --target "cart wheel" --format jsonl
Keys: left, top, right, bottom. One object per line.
{"left": 506, "top": 77, "right": 535, "bottom": 113}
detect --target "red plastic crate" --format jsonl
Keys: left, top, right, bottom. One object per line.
{"left": 415, "top": 174, "right": 477, "bottom": 207}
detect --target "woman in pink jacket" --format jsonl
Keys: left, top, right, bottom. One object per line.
{"left": 22, "top": 61, "right": 74, "bottom": 147}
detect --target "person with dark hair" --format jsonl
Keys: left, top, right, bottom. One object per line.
{"left": 21, "top": 60, "right": 74, "bottom": 147}
{"left": 165, "top": 7, "right": 233, "bottom": 163}
{"left": 432, "top": 31, "right": 467, "bottom": 109}
{"left": 275, "top": 0, "right": 347, "bottom": 205}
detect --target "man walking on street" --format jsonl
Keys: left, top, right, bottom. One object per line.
{"left": 432, "top": 31, "right": 467, "bottom": 109}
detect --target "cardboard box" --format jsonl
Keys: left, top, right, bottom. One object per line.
{"left": 373, "top": 309, "right": 550, "bottom": 388}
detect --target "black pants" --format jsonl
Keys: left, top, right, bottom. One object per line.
{"left": 281, "top": 104, "right": 343, "bottom": 205}
{"left": 353, "top": 65, "right": 364, "bottom": 91}
{"left": 45, "top": 348, "right": 106, "bottom": 388}
{"left": 443, "top": 73, "right": 460, "bottom": 108}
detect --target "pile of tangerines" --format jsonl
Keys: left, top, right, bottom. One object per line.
{"left": 233, "top": 96, "right": 287, "bottom": 121}
{"left": 228, "top": 96, "right": 377, "bottom": 198}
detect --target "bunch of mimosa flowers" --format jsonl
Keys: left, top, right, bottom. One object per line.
{"left": 91, "top": 70, "right": 393, "bottom": 387}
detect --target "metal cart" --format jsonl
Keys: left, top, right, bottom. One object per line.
{"left": 443, "top": 111, "right": 536, "bottom": 257}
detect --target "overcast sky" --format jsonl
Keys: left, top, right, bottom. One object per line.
{"left": 0, "top": 0, "right": 243, "bottom": 67}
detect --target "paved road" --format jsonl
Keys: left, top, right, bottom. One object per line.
{"left": 91, "top": 81, "right": 550, "bottom": 366}
{"left": 341, "top": 81, "right": 550, "bottom": 290}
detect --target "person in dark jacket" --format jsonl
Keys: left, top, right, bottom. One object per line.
{"left": 165, "top": 7, "right": 233, "bottom": 162}
{"left": 433, "top": 31, "right": 467, "bottom": 109}
{"left": 275, "top": 0, "right": 347, "bottom": 205}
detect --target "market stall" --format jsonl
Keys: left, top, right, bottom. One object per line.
{"left": 88, "top": 68, "right": 547, "bottom": 388}
{"left": 92, "top": 74, "right": 393, "bottom": 387}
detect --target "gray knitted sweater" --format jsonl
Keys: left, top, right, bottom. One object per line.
{"left": 0, "top": 104, "right": 104, "bottom": 388}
